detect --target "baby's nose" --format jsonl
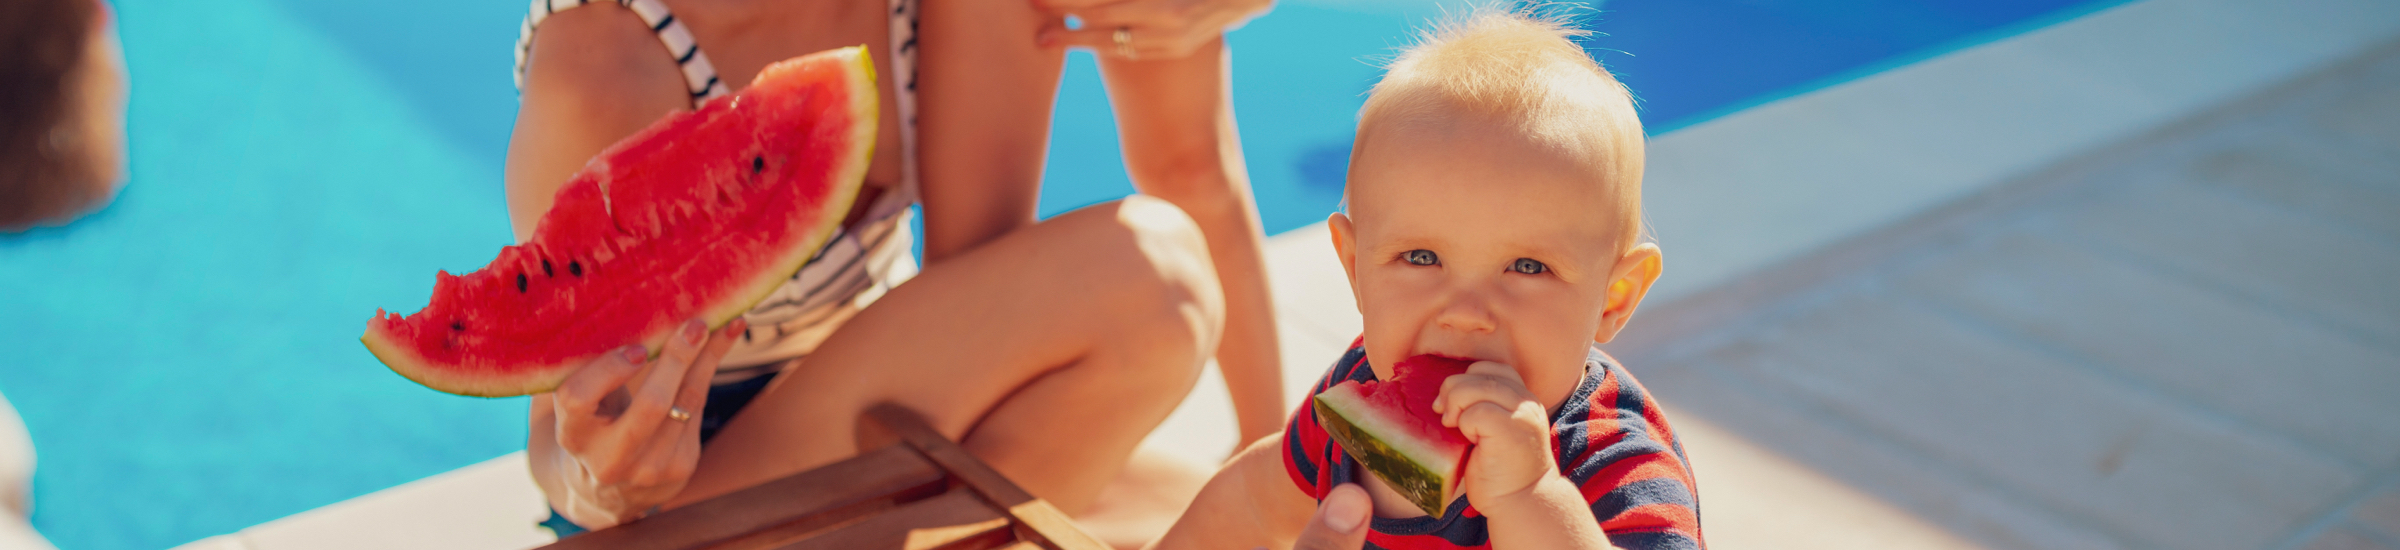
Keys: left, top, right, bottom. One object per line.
{"left": 1434, "top": 294, "right": 1497, "bottom": 333}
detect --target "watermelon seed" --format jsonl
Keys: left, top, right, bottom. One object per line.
{"left": 753, "top": 156, "right": 765, "bottom": 174}
{"left": 542, "top": 259, "right": 554, "bottom": 277}
{"left": 517, "top": 273, "right": 528, "bottom": 292}
{"left": 451, "top": 320, "right": 464, "bottom": 332}
{"left": 570, "top": 261, "right": 583, "bottom": 276}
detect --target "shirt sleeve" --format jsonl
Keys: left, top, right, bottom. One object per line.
{"left": 1561, "top": 356, "right": 1705, "bottom": 550}
{"left": 1282, "top": 338, "right": 1372, "bottom": 502}
{"left": 1281, "top": 386, "right": 1331, "bottom": 501}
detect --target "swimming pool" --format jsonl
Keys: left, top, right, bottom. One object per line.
{"left": 0, "top": 0, "right": 2114, "bottom": 547}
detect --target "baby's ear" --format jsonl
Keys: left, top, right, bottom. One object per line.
{"left": 1329, "top": 213, "right": 1364, "bottom": 315}
{"left": 1594, "top": 244, "right": 1663, "bottom": 344}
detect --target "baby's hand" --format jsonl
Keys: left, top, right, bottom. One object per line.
{"left": 1433, "top": 361, "right": 1558, "bottom": 509}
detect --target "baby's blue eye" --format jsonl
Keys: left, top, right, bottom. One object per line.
{"left": 1511, "top": 258, "right": 1547, "bottom": 274}
{"left": 1403, "top": 249, "right": 1438, "bottom": 266}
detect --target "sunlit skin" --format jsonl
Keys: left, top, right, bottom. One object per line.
{"left": 1335, "top": 115, "right": 1628, "bottom": 412}
{"left": 1329, "top": 109, "right": 1661, "bottom": 545}
{"left": 1148, "top": 107, "right": 1661, "bottom": 550}
{"left": 1147, "top": 12, "right": 1666, "bottom": 549}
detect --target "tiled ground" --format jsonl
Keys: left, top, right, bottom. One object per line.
{"left": 1610, "top": 40, "right": 2400, "bottom": 550}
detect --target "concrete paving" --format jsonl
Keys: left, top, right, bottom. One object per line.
{"left": 1611, "top": 39, "right": 2400, "bottom": 550}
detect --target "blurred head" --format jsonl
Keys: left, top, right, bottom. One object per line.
{"left": 1330, "top": 7, "right": 1661, "bottom": 409}
{"left": 1, "top": 0, "right": 126, "bottom": 232}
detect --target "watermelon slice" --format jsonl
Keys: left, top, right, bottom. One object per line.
{"left": 362, "top": 47, "right": 879, "bottom": 397}
{"left": 1312, "top": 354, "right": 1476, "bottom": 517}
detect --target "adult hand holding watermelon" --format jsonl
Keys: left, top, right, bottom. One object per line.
{"left": 362, "top": 46, "right": 878, "bottom": 397}
{"left": 540, "top": 317, "right": 742, "bottom": 528}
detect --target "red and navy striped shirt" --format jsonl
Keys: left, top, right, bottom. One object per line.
{"left": 1283, "top": 340, "right": 1703, "bottom": 550}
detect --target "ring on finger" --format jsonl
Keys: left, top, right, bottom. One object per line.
{"left": 1112, "top": 26, "right": 1136, "bottom": 59}
{"left": 667, "top": 406, "right": 692, "bottom": 422}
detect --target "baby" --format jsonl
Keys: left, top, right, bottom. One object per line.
{"left": 1152, "top": 9, "right": 1699, "bottom": 550}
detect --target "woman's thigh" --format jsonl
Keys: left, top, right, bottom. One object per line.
{"left": 669, "top": 196, "right": 1224, "bottom": 508}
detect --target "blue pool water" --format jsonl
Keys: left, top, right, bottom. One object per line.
{"left": 0, "top": 0, "right": 2112, "bottom": 547}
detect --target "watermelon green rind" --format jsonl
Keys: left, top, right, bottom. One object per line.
{"left": 362, "top": 323, "right": 568, "bottom": 398}
{"left": 362, "top": 46, "right": 879, "bottom": 397}
{"left": 1310, "top": 354, "right": 1476, "bottom": 517}
{"left": 1313, "top": 394, "right": 1466, "bottom": 517}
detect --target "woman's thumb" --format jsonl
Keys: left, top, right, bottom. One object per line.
{"left": 1292, "top": 483, "right": 1371, "bottom": 550}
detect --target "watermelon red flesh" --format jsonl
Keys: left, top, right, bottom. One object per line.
{"left": 1311, "top": 354, "right": 1475, "bottom": 517}
{"left": 361, "top": 46, "right": 879, "bottom": 397}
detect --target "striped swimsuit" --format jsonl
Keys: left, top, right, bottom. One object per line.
{"left": 1284, "top": 340, "right": 1706, "bottom": 549}
{"left": 517, "top": 0, "right": 925, "bottom": 535}
{"left": 515, "top": 0, "right": 925, "bottom": 386}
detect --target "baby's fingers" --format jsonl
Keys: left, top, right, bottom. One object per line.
{"left": 1453, "top": 401, "right": 1519, "bottom": 442}
{"left": 1437, "top": 374, "right": 1534, "bottom": 428}
{"left": 1465, "top": 360, "right": 1524, "bottom": 383}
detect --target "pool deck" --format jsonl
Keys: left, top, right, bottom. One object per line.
{"left": 174, "top": 0, "right": 2400, "bottom": 547}
{"left": 1627, "top": 36, "right": 2400, "bottom": 550}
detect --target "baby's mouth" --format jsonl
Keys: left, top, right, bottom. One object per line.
{"left": 1415, "top": 351, "right": 1491, "bottom": 364}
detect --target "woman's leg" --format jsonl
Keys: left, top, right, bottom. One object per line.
{"left": 669, "top": 196, "right": 1224, "bottom": 512}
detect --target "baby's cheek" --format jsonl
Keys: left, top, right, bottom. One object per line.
{"left": 1522, "top": 329, "right": 1600, "bottom": 407}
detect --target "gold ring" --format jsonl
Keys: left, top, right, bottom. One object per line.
{"left": 667, "top": 407, "right": 692, "bottom": 422}
{"left": 1112, "top": 27, "right": 1135, "bottom": 59}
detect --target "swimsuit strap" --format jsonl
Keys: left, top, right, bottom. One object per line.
{"left": 516, "top": 0, "right": 730, "bottom": 105}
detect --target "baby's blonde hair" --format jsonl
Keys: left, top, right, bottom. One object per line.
{"left": 1353, "top": 6, "right": 1647, "bottom": 245}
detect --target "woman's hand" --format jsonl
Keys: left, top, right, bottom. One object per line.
{"left": 1282, "top": 483, "right": 1372, "bottom": 550}
{"left": 1032, "top": 0, "right": 1270, "bottom": 59}
{"left": 542, "top": 318, "right": 744, "bottom": 528}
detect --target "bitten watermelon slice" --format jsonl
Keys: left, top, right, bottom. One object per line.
{"left": 1312, "top": 354, "right": 1476, "bottom": 517}
{"left": 362, "top": 47, "right": 878, "bottom": 397}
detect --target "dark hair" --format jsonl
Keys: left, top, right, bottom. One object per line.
{"left": 0, "top": 0, "right": 103, "bottom": 230}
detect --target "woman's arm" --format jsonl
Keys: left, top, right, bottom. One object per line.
{"left": 923, "top": 0, "right": 1283, "bottom": 445}
{"left": 915, "top": 0, "right": 1067, "bottom": 263}
{"left": 1095, "top": 41, "right": 1284, "bottom": 445}
{"left": 506, "top": 4, "right": 725, "bottom": 526}
{"left": 501, "top": 4, "right": 690, "bottom": 241}
{"left": 1149, "top": 433, "right": 1320, "bottom": 550}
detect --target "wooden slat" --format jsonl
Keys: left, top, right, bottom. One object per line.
{"left": 868, "top": 404, "right": 1033, "bottom": 504}
{"left": 772, "top": 488, "right": 1012, "bottom": 550}
{"left": 543, "top": 405, "right": 1109, "bottom": 550}
{"left": 540, "top": 444, "right": 946, "bottom": 550}
{"left": 1000, "top": 501, "right": 1101, "bottom": 550}
{"left": 866, "top": 404, "right": 1110, "bottom": 550}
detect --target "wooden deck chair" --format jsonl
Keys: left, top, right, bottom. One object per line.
{"left": 536, "top": 403, "right": 1109, "bottom": 550}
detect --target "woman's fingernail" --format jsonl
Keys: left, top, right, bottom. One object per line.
{"left": 1324, "top": 487, "right": 1368, "bottom": 533}
{"left": 621, "top": 344, "right": 647, "bottom": 362}
{"left": 682, "top": 320, "right": 706, "bottom": 345}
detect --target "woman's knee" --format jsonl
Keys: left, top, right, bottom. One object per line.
{"left": 1054, "top": 196, "right": 1222, "bottom": 379}
{"left": 1117, "top": 195, "right": 1224, "bottom": 341}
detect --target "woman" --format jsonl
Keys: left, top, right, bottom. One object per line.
{"left": 507, "top": 0, "right": 1281, "bottom": 532}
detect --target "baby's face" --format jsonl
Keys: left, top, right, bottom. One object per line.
{"left": 1333, "top": 116, "right": 1648, "bottom": 410}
